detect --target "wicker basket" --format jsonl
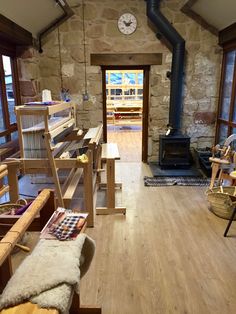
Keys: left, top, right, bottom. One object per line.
{"left": 0, "top": 199, "right": 27, "bottom": 215}
{"left": 206, "top": 186, "right": 236, "bottom": 220}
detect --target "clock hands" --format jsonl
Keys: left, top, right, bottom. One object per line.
{"left": 123, "top": 20, "right": 133, "bottom": 27}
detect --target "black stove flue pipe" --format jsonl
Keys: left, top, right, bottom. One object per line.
{"left": 146, "top": 0, "right": 185, "bottom": 134}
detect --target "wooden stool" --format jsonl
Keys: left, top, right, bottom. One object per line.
{"left": 209, "top": 157, "right": 230, "bottom": 189}
{"left": 96, "top": 143, "right": 126, "bottom": 215}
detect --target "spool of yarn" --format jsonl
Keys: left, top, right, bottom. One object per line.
{"left": 42, "top": 89, "right": 52, "bottom": 102}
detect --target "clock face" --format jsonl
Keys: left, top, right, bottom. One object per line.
{"left": 118, "top": 13, "right": 137, "bottom": 35}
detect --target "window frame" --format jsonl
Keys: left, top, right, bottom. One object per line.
{"left": 216, "top": 41, "right": 236, "bottom": 143}
{"left": 106, "top": 69, "right": 144, "bottom": 106}
{"left": 0, "top": 49, "right": 20, "bottom": 142}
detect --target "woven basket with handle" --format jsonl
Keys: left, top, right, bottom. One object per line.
{"left": 0, "top": 198, "right": 29, "bottom": 254}
{"left": 206, "top": 186, "right": 236, "bottom": 220}
{"left": 0, "top": 198, "right": 27, "bottom": 215}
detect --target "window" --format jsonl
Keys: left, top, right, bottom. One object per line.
{"left": 106, "top": 70, "right": 144, "bottom": 106}
{"left": 138, "top": 73, "right": 143, "bottom": 85}
{"left": 0, "top": 53, "right": 19, "bottom": 144}
{"left": 111, "top": 89, "right": 122, "bottom": 95}
{"left": 110, "top": 73, "right": 122, "bottom": 85}
{"left": 216, "top": 44, "right": 236, "bottom": 144}
{"left": 124, "top": 73, "right": 135, "bottom": 84}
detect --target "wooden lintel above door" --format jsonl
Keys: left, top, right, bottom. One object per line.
{"left": 91, "top": 53, "right": 162, "bottom": 66}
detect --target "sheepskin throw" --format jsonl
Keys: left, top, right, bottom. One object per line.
{"left": 0, "top": 234, "right": 95, "bottom": 314}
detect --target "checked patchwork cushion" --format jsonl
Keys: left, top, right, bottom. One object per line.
{"left": 51, "top": 215, "right": 81, "bottom": 240}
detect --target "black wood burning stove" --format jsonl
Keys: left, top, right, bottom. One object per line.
{"left": 147, "top": 0, "right": 191, "bottom": 170}
{"left": 159, "top": 135, "right": 191, "bottom": 168}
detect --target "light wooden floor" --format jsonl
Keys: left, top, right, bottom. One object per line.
{"left": 8, "top": 130, "right": 236, "bottom": 314}
{"left": 107, "top": 125, "right": 142, "bottom": 162}
{"left": 81, "top": 162, "right": 236, "bottom": 314}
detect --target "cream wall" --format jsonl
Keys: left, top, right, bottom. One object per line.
{"left": 18, "top": 0, "right": 222, "bottom": 161}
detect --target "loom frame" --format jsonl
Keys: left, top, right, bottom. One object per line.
{"left": 14, "top": 102, "right": 103, "bottom": 227}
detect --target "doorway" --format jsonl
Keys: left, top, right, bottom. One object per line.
{"left": 102, "top": 66, "right": 150, "bottom": 162}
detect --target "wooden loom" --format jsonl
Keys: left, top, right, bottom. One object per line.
{"left": 0, "top": 162, "right": 55, "bottom": 235}
{"left": 0, "top": 189, "right": 101, "bottom": 314}
{"left": 14, "top": 102, "right": 103, "bottom": 227}
{"left": 0, "top": 189, "right": 55, "bottom": 293}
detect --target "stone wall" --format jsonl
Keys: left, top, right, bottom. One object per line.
{"left": 38, "top": 0, "right": 166, "bottom": 131}
{"left": 17, "top": 0, "right": 223, "bottom": 162}
{"left": 149, "top": 0, "right": 222, "bottom": 161}
{"left": 17, "top": 47, "right": 41, "bottom": 103}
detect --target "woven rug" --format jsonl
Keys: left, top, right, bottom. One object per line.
{"left": 144, "top": 176, "right": 210, "bottom": 186}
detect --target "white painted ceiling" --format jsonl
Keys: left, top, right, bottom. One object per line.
{"left": 0, "top": 0, "right": 235, "bottom": 39}
{"left": 0, "top": 0, "right": 65, "bottom": 38}
{"left": 191, "top": 0, "right": 236, "bottom": 31}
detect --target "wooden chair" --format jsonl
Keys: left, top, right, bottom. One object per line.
{"left": 223, "top": 206, "right": 236, "bottom": 237}
{"left": 223, "top": 170, "right": 236, "bottom": 237}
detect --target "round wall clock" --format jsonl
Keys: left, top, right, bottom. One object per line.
{"left": 117, "top": 13, "right": 137, "bottom": 35}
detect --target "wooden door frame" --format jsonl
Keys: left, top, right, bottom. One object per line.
{"left": 102, "top": 65, "right": 150, "bottom": 163}
{"left": 215, "top": 42, "right": 236, "bottom": 143}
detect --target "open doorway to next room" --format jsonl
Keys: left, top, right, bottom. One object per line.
{"left": 105, "top": 69, "right": 143, "bottom": 162}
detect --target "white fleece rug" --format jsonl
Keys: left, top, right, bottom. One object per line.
{"left": 0, "top": 234, "right": 95, "bottom": 313}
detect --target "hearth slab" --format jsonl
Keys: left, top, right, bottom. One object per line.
{"left": 149, "top": 162, "right": 202, "bottom": 177}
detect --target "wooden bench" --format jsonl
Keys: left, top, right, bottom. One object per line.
{"left": 96, "top": 143, "right": 126, "bottom": 215}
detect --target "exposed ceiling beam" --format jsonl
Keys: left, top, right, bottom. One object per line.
{"left": 0, "top": 13, "right": 33, "bottom": 47}
{"left": 219, "top": 22, "right": 236, "bottom": 46}
{"left": 0, "top": 0, "right": 74, "bottom": 52}
{"left": 39, "top": 0, "right": 74, "bottom": 42}
{"left": 181, "top": 0, "right": 218, "bottom": 36}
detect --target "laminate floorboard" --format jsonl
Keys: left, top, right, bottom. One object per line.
{"left": 7, "top": 130, "right": 236, "bottom": 314}
{"left": 80, "top": 162, "right": 236, "bottom": 314}
{"left": 107, "top": 125, "right": 142, "bottom": 162}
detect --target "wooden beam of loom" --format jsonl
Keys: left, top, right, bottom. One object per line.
{"left": 0, "top": 189, "right": 52, "bottom": 266}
